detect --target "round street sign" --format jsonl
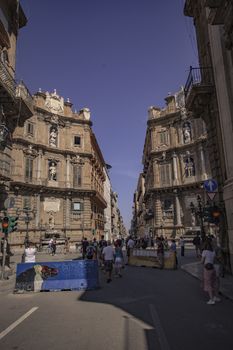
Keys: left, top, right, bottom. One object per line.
{"left": 204, "top": 179, "right": 218, "bottom": 193}
{"left": 4, "top": 197, "right": 15, "bottom": 209}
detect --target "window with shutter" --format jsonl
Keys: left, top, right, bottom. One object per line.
{"left": 159, "top": 131, "right": 168, "bottom": 145}
{"left": 25, "top": 158, "right": 33, "bottom": 181}
{"left": 73, "top": 166, "right": 82, "bottom": 187}
{"left": 160, "top": 164, "right": 171, "bottom": 185}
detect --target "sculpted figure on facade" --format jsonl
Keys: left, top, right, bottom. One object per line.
{"left": 185, "top": 157, "right": 195, "bottom": 177}
{"left": 48, "top": 211, "right": 55, "bottom": 230}
{"left": 49, "top": 126, "right": 58, "bottom": 147}
{"left": 49, "top": 161, "right": 57, "bottom": 181}
{"left": 183, "top": 122, "right": 191, "bottom": 144}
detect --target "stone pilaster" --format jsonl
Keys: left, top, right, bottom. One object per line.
{"left": 175, "top": 194, "right": 182, "bottom": 226}
{"left": 66, "top": 155, "right": 71, "bottom": 188}
{"left": 199, "top": 143, "right": 208, "bottom": 180}
{"left": 172, "top": 152, "right": 178, "bottom": 185}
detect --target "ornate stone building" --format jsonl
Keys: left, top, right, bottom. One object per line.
{"left": 136, "top": 89, "right": 211, "bottom": 238}
{"left": 6, "top": 89, "right": 107, "bottom": 246}
{"left": 132, "top": 174, "right": 146, "bottom": 238}
{"left": 184, "top": 0, "right": 233, "bottom": 269}
{"left": 0, "top": 0, "right": 33, "bottom": 208}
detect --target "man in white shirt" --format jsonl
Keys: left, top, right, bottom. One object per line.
{"left": 24, "top": 243, "right": 36, "bottom": 263}
{"left": 102, "top": 241, "right": 114, "bottom": 283}
{"left": 126, "top": 236, "right": 135, "bottom": 262}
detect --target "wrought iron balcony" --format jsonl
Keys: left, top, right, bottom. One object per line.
{"left": 0, "top": 60, "right": 33, "bottom": 119}
{"left": 184, "top": 66, "right": 214, "bottom": 114}
{"left": 0, "top": 151, "right": 14, "bottom": 181}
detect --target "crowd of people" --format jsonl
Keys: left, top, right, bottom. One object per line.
{"left": 20, "top": 231, "right": 224, "bottom": 303}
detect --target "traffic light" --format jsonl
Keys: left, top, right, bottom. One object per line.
{"left": 210, "top": 206, "right": 221, "bottom": 224}
{"left": 1, "top": 216, "right": 9, "bottom": 235}
{"left": 9, "top": 216, "right": 18, "bottom": 232}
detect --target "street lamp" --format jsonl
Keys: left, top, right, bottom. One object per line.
{"left": 23, "top": 207, "right": 36, "bottom": 247}
{"left": 190, "top": 195, "right": 206, "bottom": 240}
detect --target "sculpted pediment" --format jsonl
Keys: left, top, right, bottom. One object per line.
{"left": 45, "top": 89, "right": 64, "bottom": 114}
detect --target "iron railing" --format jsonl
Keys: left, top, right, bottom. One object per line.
{"left": 184, "top": 66, "right": 213, "bottom": 98}
{"left": 0, "top": 59, "right": 16, "bottom": 99}
{"left": 0, "top": 60, "right": 33, "bottom": 111}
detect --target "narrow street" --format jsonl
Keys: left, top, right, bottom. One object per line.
{"left": 0, "top": 251, "right": 233, "bottom": 350}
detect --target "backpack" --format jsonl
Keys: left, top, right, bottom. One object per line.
{"left": 86, "top": 246, "right": 94, "bottom": 259}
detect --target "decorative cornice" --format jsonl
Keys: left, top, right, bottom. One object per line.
{"left": 12, "top": 138, "right": 93, "bottom": 159}
{"left": 34, "top": 107, "right": 92, "bottom": 127}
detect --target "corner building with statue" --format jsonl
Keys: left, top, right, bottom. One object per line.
{"left": 5, "top": 89, "right": 107, "bottom": 247}
{"left": 137, "top": 89, "right": 213, "bottom": 238}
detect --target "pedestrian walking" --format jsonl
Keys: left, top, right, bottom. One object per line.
{"left": 179, "top": 236, "right": 185, "bottom": 257}
{"left": 81, "top": 237, "right": 89, "bottom": 259}
{"left": 51, "top": 238, "right": 57, "bottom": 256}
{"left": 64, "top": 238, "right": 70, "bottom": 254}
{"left": 126, "top": 236, "right": 134, "bottom": 263}
{"left": 86, "top": 242, "right": 95, "bottom": 260}
{"left": 193, "top": 233, "right": 201, "bottom": 257}
{"left": 170, "top": 239, "right": 178, "bottom": 269}
{"left": 102, "top": 241, "right": 114, "bottom": 283}
{"left": 114, "top": 242, "right": 124, "bottom": 277}
{"left": 201, "top": 241, "right": 220, "bottom": 305}
{"left": 157, "top": 237, "right": 164, "bottom": 269}
{"left": 24, "top": 242, "right": 37, "bottom": 263}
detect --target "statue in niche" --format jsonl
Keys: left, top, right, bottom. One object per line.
{"left": 49, "top": 161, "right": 57, "bottom": 181}
{"left": 183, "top": 122, "right": 191, "bottom": 144}
{"left": 49, "top": 126, "right": 58, "bottom": 147}
{"left": 48, "top": 211, "right": 55, "bottom": 230}
{"left": 185, "top": 157, "right": 195, "bottom": 177}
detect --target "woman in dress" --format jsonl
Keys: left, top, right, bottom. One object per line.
{"left": 114, "top": 242, "right": 124, "bottom": 277}
{"left": 201, "top": 241, "right": 220, "bottom": 305}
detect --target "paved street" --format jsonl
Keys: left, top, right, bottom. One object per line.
{"left": 0, "top": 250, "right": 233, "bottom": 350}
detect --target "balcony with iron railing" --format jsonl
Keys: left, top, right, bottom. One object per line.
{"left": 184, "top": 66, "right": 214, "bottom": 113}
{"left": 0, "top": 60, "right": 34, "bottom": 119}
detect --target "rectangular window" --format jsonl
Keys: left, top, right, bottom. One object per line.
{"left": 25, "top": 158, "right": 33, "bottom": 181}
{"left": 162, "top": 199, "right": 174, "bottom": 217}
{"left": 159, "top": 131, "right": 168, "bottom": 145}
{"left": 23, "top": 196, "right": 31, "bottom": 210}
{"left": 73, "top": 202, "right": 83, "bottom": 211}
{"left": 26, "top": 122, "right": 34, "bottom": 136}
{"left": 73, "top": 166, "right": 82, "bottom": 187}
{"left": 160, "top": 164, "right": 171, "bottom": 185}
{"left": 74, "top": 136, "right": 81, "bottom": 146}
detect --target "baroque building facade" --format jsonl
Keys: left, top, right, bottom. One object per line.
{"left": 0, "top": 0, "right": 33, "bottom": 207}
{"left": 184, "top": 0, "right": 233, "bottom": 269}
{"left": 132, "top": 89, "right": 212, "bottom": 238}
{"left": 5, "top": 89, "right": 107, "bottom": 246}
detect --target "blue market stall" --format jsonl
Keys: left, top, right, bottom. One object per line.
{"left": 15, "top": 259, "right": 99, "bottom": 292}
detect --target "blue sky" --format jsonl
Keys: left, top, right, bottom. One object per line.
{"left": 18, "top": 0, "right": 198, "bottom": 229}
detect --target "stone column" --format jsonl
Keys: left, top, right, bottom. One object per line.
{"left": 66, "top": 155, "right": 71, "bottom": 188}
{"left": 154, "top": 196, "right": 162, "bottom": 226}
{"left": 199, "top": 144, "right": 208, "bottom": 180}
{"left": 172, "top": 152, "right": 178, "bottom": 185}
{"left": 36, "top": 150, "right": 43, "bottom": 182}
{"left": 175, "top": 194, "right": 182, "bottom": 226}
